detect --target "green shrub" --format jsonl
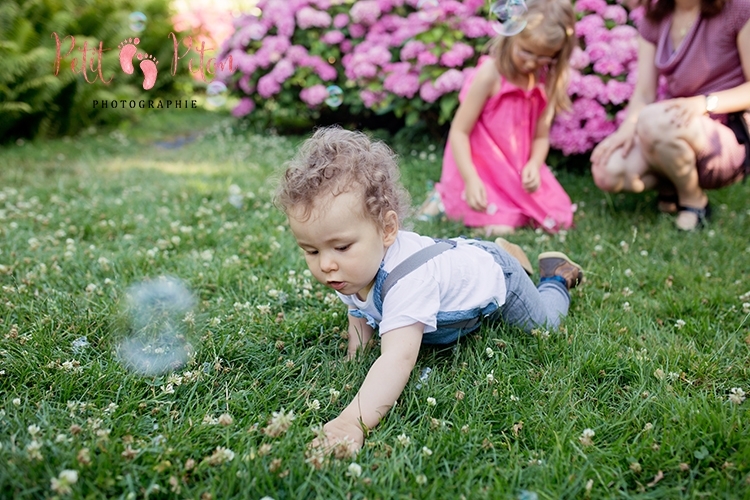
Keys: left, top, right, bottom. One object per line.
{"left": 0, "top": 0, "right": 185, "bottom": 142}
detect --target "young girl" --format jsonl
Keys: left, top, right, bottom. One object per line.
{"left": 275, "top": 127, "right": 583, "bottom": 456}
{"left": 418, "top": 0, "right": 577, "bottom": 235}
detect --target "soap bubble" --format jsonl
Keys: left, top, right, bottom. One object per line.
{"left": 486, "top": 203, "right": 498, "bottom": 215}
{"left": 206, "top": 81, "right": 228, "bottom": 107}
{"left": 417, "top": 0, "right": 440, "bottom": 22}
{"left": 228, "top": 184, "right": 243, "bottom": 208}
{"left": 116, "top": 277, "right": 199, "bottom": 376}
{"left": 129, "top": 12, "right": 147, "bottom": 33}
{"left": 324, "top": 85, "right": 343, "bottom": 108}
{"left": 489, "top": 0, "right": 528, "bottom": 36}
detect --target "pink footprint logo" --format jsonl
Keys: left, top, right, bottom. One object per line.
{"left": 117, "top": 37, "right": 158, "bottom": 90}
{"left": 136, "top": 52, "right": 159, "bottom": 90}
{"left": 118, "top": 38, "right": 140, "bottom": 74}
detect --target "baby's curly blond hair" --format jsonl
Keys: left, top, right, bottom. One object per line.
{"left": 275, "top": 126, "right": 411, "bottom": 227}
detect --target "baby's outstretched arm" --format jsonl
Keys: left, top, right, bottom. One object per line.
{"left": 346, "top": 313, "right": 375, "bottom": 361}
{"left": 312, "top": 322, "right": 423, "bottom": 455}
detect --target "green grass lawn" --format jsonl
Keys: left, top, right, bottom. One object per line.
{"left": 1, "top": 109, "right": 749, "bottom": 499}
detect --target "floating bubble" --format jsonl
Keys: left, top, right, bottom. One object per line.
{"left": 417, "top": 0, "right": 440, "bottom": 22}
{"left": 324, "top": 85, "right": 343, "bottom": 108}
{"left": 129, "top": 12, "right": 147, "bottom": 33}
{"left": 415, "top": 366, "right": 432, "bottom": 389}
{"left": 542, "top": 216, "right": 557, "bottom": 229}
{"left": 206, "top": 81, "right": 228, "bottom": 107}
{"left": 72, "top": 336, "right": 90, "bottom": 353}
{"left": 489, "top": 0, "right": 528, "bottom": 36}
{"left": 228, "top": 184, "right": 243, "bottom": 208}
{"left": 116, "top": 277, "right": 198, "bottom": 376}
{"left": 486, "top": 203, "right": 498, "bottom": 215}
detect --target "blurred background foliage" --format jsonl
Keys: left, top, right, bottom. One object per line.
{"left": 0, "top": 0, "right": 193, "bottom": 142}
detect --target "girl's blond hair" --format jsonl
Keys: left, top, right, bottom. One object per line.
{"left": 489, "top": 0, "right": 577, "bottom": 112}
{"left": 274, "top": 126, "right": 411, "bottom": 227}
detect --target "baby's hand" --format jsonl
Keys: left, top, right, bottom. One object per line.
{"left": 310, "top": 418, "right": 364, "bottom": 458}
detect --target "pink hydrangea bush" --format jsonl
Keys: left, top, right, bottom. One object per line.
{"left": 222, "top": 0, "right": 647, "bottom": 155}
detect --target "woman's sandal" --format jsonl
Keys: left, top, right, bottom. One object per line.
{"left": 675, "top": 202, "right": 711, "bottom": 231}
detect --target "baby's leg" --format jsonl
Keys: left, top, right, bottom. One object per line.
{"left": 483, "top": 243, "right": 569, "bottom": 331}
{"left": 499, "top": 261, "right": 569, "bottom": 332}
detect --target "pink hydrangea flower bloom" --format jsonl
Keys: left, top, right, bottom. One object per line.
{"left": 333, "top": 13, "right": 350, "bottom": 29}
{"left": 360, "top": 89, "right": 387, "bottom": 107}
{"left": 458, "top": 16, "right": 490, "bottom": 38}
{"left": 593, "top": 58, "right": 625, "bottom": 77}
{"left": 417, "top": 50, "right": 439, "bottom": 66}
{"left": 300, "top": 84, "right": 329, "bottom": 106}
{"left": 440, "top": 42, "right": 474, "bottom": 68}
{"left": 574, "top": 0, "right": 607, "bottom": 15}
{"left": 321, "top": 30, "right": 345, "bottom": 44}
{"left": 350, "top": 0, "right": 381, "bottom": 25}
{"left": 569, "top": 46, "right": 591, "bottom": 70}
{"left": 232, "top": 97, "right": 255, "bottom": 117}
{"left": 384, "top": 72, "right": 420, "bottom": 98}
{"left": 434, "top": 68, "right": 465, "bottom": 93}
{"left": 603, "top": 5, "right": 628, "bottom": 24}
{"left": 400, "top": 40, "right": 427, "bottom": 60}
{"left": 349, "top": 23, "right": 366, "bottom": 38}
{"left": 296, "top": 7, "right": 332, "bottom": 29}
{"left": 257, "top": 74, "right": 281, "bottom": 98}
{"left": 419, "top": 81, "right": 442, "bottom": 103}
{"left": 605, "top": 79, "right": 633, "bottom": 105}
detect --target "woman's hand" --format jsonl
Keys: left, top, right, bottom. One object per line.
{"left": 310, "top": 417, "right": 364, "bottom": 458}
{"left": 664, "top": 96, "right": 705, "bottom": 128}
{"left": 590, "top": 121, "right": 636, "bottom": 170}
{"left": 463, "top": 175, "right": 487, "bottom": 212}
{"left": 521, "top": 162, "right": 541, "bottom": 192}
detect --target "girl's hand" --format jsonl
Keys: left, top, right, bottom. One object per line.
{"left": 521, "top": 163, "right": 541, "bottom": 193}
{"left": 664, "top": 96, "right": 705, "bottom": 128}
{"left": 310, "top": 417, "right": 364, "bottom": 458}
{"left": 590, "top": 121, "right": 636, "bottom": 170}
{"left": 463, "top": 176, "right": 487, "bottom": 212}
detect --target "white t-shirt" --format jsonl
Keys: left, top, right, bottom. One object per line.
{"left": 337, "top": 231, "right": 507, "bottom": 335}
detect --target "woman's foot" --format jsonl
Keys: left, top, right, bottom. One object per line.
{"left": 483, "top": 225, "right": 515, "bottom": 237}
{"left": 675, "top": 202, "right": 711, "bottom": 231}
{"left": 417, "top": 190, "right": 444, "bottom": 221}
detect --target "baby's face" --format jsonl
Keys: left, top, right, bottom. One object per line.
{"left": 288, "top": 190, "right": 393, "bottom": 301}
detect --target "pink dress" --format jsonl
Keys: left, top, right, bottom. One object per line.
{"left": 435, "top": 59, "right": 574, "bottom": 232}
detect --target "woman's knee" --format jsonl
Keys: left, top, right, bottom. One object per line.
{"left": 635, "top": 104, "right": 676, "bottom": 149}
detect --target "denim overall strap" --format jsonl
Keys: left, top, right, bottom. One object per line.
{"left": 380, "top": 239, "right": 457, "bottom": 303}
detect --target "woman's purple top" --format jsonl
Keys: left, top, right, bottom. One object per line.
{"left": 638, "top": 0, "right": 750, "bottom": 99}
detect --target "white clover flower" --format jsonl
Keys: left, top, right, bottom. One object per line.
{"left": 729, "top": 388, "right": 746, "bottom": 405}
{"left": 161, "top": 384, "right": 175, "bottom": 395}
{"left": 329, "top": 388, "right": 340, "bottom": 399}
{"left": 205, "top": 446, "right": 235, "bottom": 465}
{"left": 346, "top": 462, "right": 362, "bottom": 478}
{"left": 415, "top": 474, "right": 428, "bottom": 485}
{"left": 27, "top": 440, "right": 43, "bottom": 460}
{"left": 485, "top": 347, "right": 494, "bottom": 358}
{"left": 218, "top": 413, "right": 233, "bottom": 426}
{"left": 28, "top": 424, "right": 41, "bottom": 437}
{"left": 624, "top": 268, "right": 633, "bottom": 277}
{"left": 654, "top": 369, "right": 666, "bottom": 380}
{"left": 262, "top": 409, "right": 295, "bottom": 437}
{"left": 743, "top": 303, "right": 750, "bottom": 314}
{"left": 579, "top": 428, "right": 595, "bottom": 447}
{"left": 643, "top": 422, "right": 653, "bottom": 431}
{"left": 396, "top": 434, "right": 411, "bottom": 446}
{"left": 307, "top": 399, "right": 320, "bottom": 411}
{"left": 486, "top": 372, "right": 495, "bottom": 383}
{"left": 675, "top": 319, "right": 686, "bottom": 329}
{"left": 13, "top": 398, "right": 21, "bottom": 406}
{"left": 426, "top": 397, "right": 437, "bottom": 406}
{"left": 422, "top": 446, "right": 433, "bottom": 456}
{"left": 50, "top": 469, "right": 78, "bottom": 495}
{"left": 510, "top": 395, "right": 519, "bottom": 402}
{"left": 85, "top": 283, "right": 97, "bottom": 293}
{"left": 622, "top": 302, "right": 631, "bottom": 311}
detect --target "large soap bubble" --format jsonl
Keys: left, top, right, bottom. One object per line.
{"left": 116, "top": 277, "right": 199, "bottom": 376}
